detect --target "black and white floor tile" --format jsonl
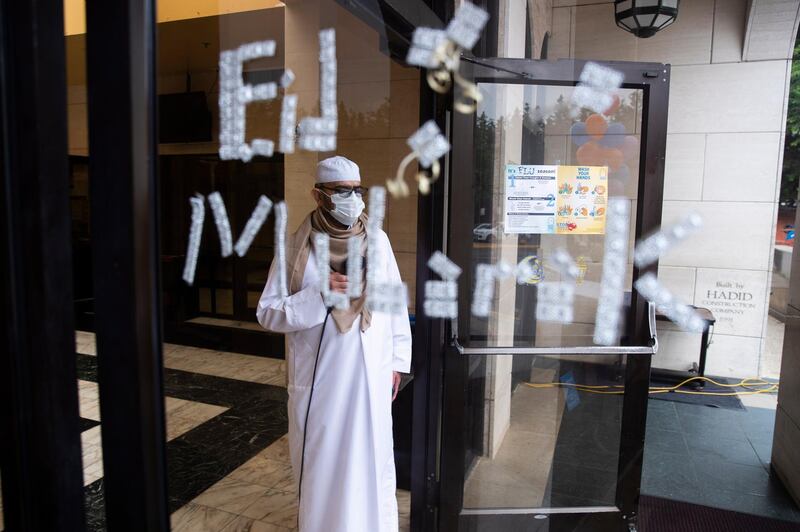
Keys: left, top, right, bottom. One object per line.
{"left": 73, "top": 331, "right": 411, "bottom": 532}
{"left": 2, "top": 330, "right": 795, "bottom": 530}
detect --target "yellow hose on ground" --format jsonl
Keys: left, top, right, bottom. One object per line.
{"left": 523, "top": 376, "right": 779, "bottom": 397}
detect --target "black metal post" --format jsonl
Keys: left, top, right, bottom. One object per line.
{"left": 618, "top": 64, "right": 671, "bottom": 527}
{"left": 437, "top": 59, "right": 479, "bottom": 532}
{"left": 0, "top": 0, "right": 86, "bottom": 530}
{"left": 411, "top": 85, "right": 451, "bottom": 532}
{"left": 85, "top": 0, "right": 170, "bottom": 530}
{"left": 409, "top": 1, "right": 454, "bottom": 530}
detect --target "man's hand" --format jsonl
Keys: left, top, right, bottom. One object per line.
{"left": 330, "top": 272, "right": 348, "bottom": 293}
{"left": 392, "top": 371, "right": 401, "bottom": 401}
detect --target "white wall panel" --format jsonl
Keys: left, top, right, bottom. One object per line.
{"left": 633, "top": 0, "right": 714, "bottom": 65}
{"left": 570, "top": 0, "right": 713, "bottom": 65}
{"left": 702, "top": 132, "right": 782, "bottom": 202}
{"left": 743, "top": 0, "right": 800, "bottom": 61}
{"left": 664, "top": 133, "right": 705, "bottom": 201}
{"left": 669, "top": 61, "right": 789, "bottom": 134}
{"left": 659, "top": 201, "right": 774, "bottom": 271}
{"left": 549, "top": 7, "right": 573, "bottom": 59}
{"left": 657, "top": 265, "right": 697, "bottom": 303}
{"left": 712, "top": 0, "right": 747, "bottom": 63}
{"left": 704, "top": 334, "right": 762, "bottom": 377}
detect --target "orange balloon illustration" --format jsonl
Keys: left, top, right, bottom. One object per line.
{"left": 603, "top": 94, "right": 621, "bottom": 116}
{"left": 576, "top": 141, "right": 602, "bottom": 165}
{"left": 585, "top": 114, "right": 608, "bottom": 139}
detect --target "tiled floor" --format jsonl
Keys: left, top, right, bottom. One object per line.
{"left": 170, "top": 444, "right": 411, "bottom": 531}
{"left": 2, "top": 330, "right": 793, "bottom": 531}
{"left": 464, "top": 358, "right": 622, "bottom": 509}
{"left": 642, "top": 398, "right": 800, "bottom": 523}
{"left": 460, "top": 354, "right": 797, "bottom": 525}
{"left": 78, "top": 330, "right": 288, "bottom": 387}
{"left": 72, "top": 331, "right": 410, "bottom": 532}
{"left": 464, "top": 382, "right": 563, "bottom": 508}
{"left": 463, "top": 363, "right": 623, "bottom": 509}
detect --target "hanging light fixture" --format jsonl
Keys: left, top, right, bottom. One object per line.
{"left": 614, "top": 0, "right": 680, "bottom": 38}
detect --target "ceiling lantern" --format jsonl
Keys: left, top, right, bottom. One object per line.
{"left": 614, "top": 0, "right": 680, "bottom": 38}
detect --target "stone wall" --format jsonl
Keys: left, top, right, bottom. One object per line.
{"left": 546, "top": 0, "right": 797, "bottom": 377}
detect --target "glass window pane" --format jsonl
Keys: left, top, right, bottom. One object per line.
{"left": 463, "top": 354, "right": 626, "bottom": 509}
{"left": 637, "top": 14, "right": 657, "bottom": 28}
{"left": 149, "top": 2, "right": 421, "bottom": 528}
{"left": 655, "top": 14, "right": 674, "bottom": 28}
{"left": 468, "top": 82, "right": 642, "bottom": 348}
{"left": 616, "top": 0, "right": 633, "bottom": 12}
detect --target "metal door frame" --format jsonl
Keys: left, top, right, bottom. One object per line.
{"left": 437, "top": 57, "right": 670, "bottom": 532}
{"left": 85, "top": 0, "right": 171, "bottom": 529}
{"left": 0, "top": 0, "right": 86, "bottom": 529}
{"left": 0, "top": 0, "right": 170, "bottom": 527}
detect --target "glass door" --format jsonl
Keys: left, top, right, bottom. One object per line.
{"left": 439, "top": 58, "right": 669, "bottom": 531}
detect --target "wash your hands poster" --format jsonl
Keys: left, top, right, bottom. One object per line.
{"left": 503, "top": 164, "right": 608, "bottom": 235}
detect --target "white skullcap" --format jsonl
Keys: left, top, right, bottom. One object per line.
{"left": 316, "top": 156, "right": 361, "bottom": 184}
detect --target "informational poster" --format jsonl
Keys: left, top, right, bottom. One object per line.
{"left": 504, "top": 164, "right": 608, "bottom": 235}
{"left": 554, "top": 165, "right": 608, "bottom": 234}
{"left": 503, "top": 165, "right": 557, "bottom": 233}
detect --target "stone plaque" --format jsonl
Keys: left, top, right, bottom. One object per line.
{"left": 693, "top": 268, "right": 767, "bottom": 337}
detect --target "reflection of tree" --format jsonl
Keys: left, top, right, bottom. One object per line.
{"left": 544, "top": 93, "right": 638, "bottom": 130}
{"left": 474, "top": 111, "right": 496, "bottom": 223}
{"left": 523, "top": 101, "right": 545, "bottom": 136}
{"left": 470, "top": 91, "right": 639, "bottom": 224}
{"left": 545, "top": 95, "right": 573, "bottom": 130}
{"left": 614, "top": 92, "right": 639, "bottom": 130}
{"left": 522, "top": 101, "right": 545, "bottom": 164}
{"left": 337, "top": 98, "right": 390, "bottom": 135}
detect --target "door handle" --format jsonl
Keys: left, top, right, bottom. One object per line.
{"left": 450, "top": 301, "right": 659, "bottom": 356}
{"left": 648, "top": 301, "right": 659, "bottom": 354}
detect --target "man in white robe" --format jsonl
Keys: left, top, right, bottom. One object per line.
{"left": 257, "top": 156, "right": 412, "bottom": 532}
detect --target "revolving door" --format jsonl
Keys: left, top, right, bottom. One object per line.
{"left": 436, "top": 58, "right": 669, "bottom": 532}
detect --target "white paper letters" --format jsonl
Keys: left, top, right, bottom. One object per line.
{"left": 298, "top": 29, "right": 338, "bottom": 152}
{"left": 182, "top": 194, "right": 206, "bottom": 285}
{"left": 594, "top": 198, "right": 630, "bottom": 345}
{"left": 219, "top": 41, "right": 278, "bottom": 162}
{"left": 425, "top": 251, "right": 462, "bottom": 319}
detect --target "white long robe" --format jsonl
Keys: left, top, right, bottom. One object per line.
{"left": 257, "top": 229, "right": 412, "bottom": 532}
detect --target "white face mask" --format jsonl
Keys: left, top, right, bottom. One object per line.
{"left": 323, "top": 190, "right": 365, "bottom": 227}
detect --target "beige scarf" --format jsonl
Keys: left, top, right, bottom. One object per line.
{"left": 286, "top": 207, "right": 371, "bottom": 333}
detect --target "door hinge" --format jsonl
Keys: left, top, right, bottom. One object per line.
{"left": 426, "top": 472, "right": 439, "bottom": 509}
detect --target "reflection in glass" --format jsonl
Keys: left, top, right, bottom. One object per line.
{"left": 65, "top": 0, "right": 420, "bottom": 527}
{"left": 469, "top": 82, "right": 643, "bottom": 348}
{"left": 463, "top": 354, "right": 624, "bottom": 508}
{"left": 152, "top": 2, "right": 420, "bottom": 529}
{"left": 460, "top": 80, "right": 641, "bottom": 511}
